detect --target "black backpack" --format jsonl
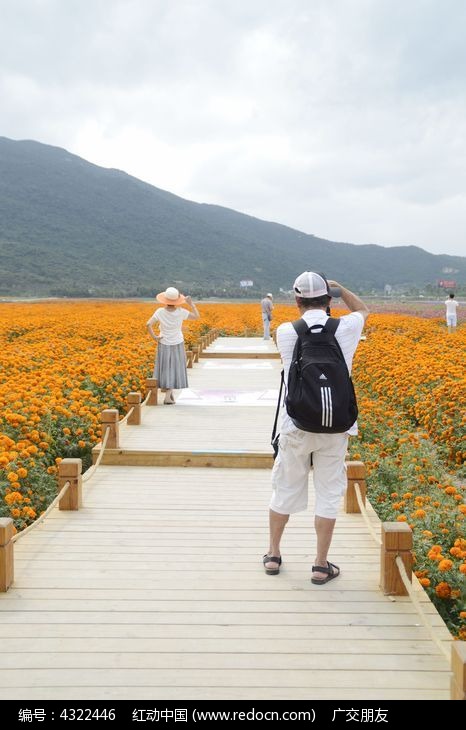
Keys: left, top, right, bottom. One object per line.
{"left": 285, "top": 317, "right": 358, "bottom": 433}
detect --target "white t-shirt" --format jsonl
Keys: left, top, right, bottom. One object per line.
{"left": 276, "top": 309, "right": 365, "bottom": 435}
{"left": 445, "top": 299, "right": 458, "bottom": 316}
{"left": 147, "top": 307, "right": 190, "bottom": 345}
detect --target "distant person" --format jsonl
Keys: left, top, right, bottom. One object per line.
{"left": 445, "top": 293, "right": 459, "bottom": 333}
{"left": 261, "top": 293, "right": 274, "bottom": 340}
{"left": 263, "top": 272, "right": 369, "bottom": 584}
{"left": 146, "top": 287, "right": 200, "bottom": 404}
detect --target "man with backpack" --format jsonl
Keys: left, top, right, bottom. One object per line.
{"left": 264, "top": 272, "right": 369, "bottom": 584}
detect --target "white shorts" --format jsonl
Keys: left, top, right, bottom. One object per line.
{"left": 447, "top": 315, "right": 457, "bottom": 327}
{"left": 270, "top": 430, "right": 349, "bottom": 519}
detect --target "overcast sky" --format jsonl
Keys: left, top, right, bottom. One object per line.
{"left": 2, "top": 0, "right": 466, "bottom": 257}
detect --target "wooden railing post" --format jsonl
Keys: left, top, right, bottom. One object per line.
{"left": 101, "top": 409, "right": 119, "bottom": 449}
{"left": 344, "top": 461, "right": 366, "bottom": 513}
{"left": 193, "top": 345, "right": 200, "bottom": 363}
{"left": 186, "top": 350, "right": 193, "bottom": 368}
{"left": 380, "top": 522, "right": 413, "bottom": 595}
{"left": 0, "top": 518, "right": 14, "bottom": 592}
{"left": 451, "top": 642, "right": 466, "bottom": 700}
{"left": 58, "top": 458, "right": 83, "bottom": 510}
{"left": 127, "top": 392, "right": 142, "bottom": 425}
{"left": 145, "top": 378, "right": 158, "bottom": 405}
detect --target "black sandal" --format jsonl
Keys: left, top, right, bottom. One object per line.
{"left": 263, "top": 554, "right": 282, "bottom": 575}
{"left": 311, "top": 561, "right": 340, "bottom": 585}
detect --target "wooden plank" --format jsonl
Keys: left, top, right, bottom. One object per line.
{"left": 0, "top": 622, "right": 449, "bottom": 642}
{"left": 201, "top": 351, "right": 281, "bottom": 358}
{"left": 0, "top": 636, "right": 448, "bottom": 655}
{"left": 0, "top": 668, "right": 450, "bottom": 690}
{"left": 0, "top": 686, "right": 450, "bottom": 700}
{"left": 0, "top": 611, "right": 447, "bottom": 626}
{"left": 0, "top": 651, "right": 449, "bottom": 672}
{"left": 0, "top": 599, "right": 442, "bottom": 614}
{"left": 4, "top": 588, "right": 432, "bottom": 602}
{"left": 95, "top": 449, "right": 273, "bottom": 468}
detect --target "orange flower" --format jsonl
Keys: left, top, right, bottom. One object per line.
{"left": 419, "top": 578, "right": 430, "bottom": 587}
{"left": 435, "top": 582, "right": 452, "bottom": 599}
{"left": 438, "top": 559, "right": 454, "bottom": 572}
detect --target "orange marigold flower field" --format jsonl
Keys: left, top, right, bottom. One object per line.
{"left": 0, "top": 300, "right": 464, "bottom": 636}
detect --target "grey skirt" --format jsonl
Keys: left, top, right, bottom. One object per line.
{"left": 154, "top": 342, "right": 188, "bottom": 389}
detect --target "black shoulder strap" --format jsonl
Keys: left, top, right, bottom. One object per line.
{"left": 325, "top": 317, "right": 350, "bottom": 374}
{"left": 292, "top": 317, "right": 341, "bottom": 337}
{"left": 291, "top": 318, "right": 309, "bottom": 337}
{"left": 271, "top": 369, "right": 284, "bottom": 446}
{"left": 324, "top": 317, "right": 340, "bottom": 335}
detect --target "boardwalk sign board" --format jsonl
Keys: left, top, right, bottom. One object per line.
{"left": 240, "top": 280, "right": 254, "bottom": 287}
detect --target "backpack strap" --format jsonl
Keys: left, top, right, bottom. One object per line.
{"left": 271, "top": 369, "right": 285, "bottom": 455}
{"left": 324, "top": 317, "right": 351, "bottom": 375}
{"left": 324, "top": 317, "right": 340, "bottom": 336}
{"left": 291, "top": 318, "right": 310, "bottom": 337}
{"left": 292, "top": 317, "right": 341, "bottom": 337}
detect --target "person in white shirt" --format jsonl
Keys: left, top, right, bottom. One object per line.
{"left": 146, "top": 287, "right": 200, "bottom": 404}
{"left": 261, "top": 294, "right": 274, "bottom": 339}
{"left": 445, "top": 293, "right": 459, "bottom": 333}
{"left": 263, "top": 272, "right": 369, "bottom": 584}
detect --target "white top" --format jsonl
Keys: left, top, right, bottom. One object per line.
{"left": 147, "top": 307, "right": 190, "bottom": 345}
{"left": 445, "top": 299, "right": 458, "bottom": 315}
{"left": 276, "top": 309, "right": 365, "bottom": 435}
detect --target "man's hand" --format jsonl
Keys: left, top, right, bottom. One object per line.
{"left": 185, "top": 295, "right": 192, "bottom": 305}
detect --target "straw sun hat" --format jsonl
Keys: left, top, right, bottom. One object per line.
{"left": 156, "top": 286, "right": 186, "bottom": 306}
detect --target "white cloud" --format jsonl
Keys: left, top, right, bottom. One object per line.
{"left": 1, "top": 0, "right": 466, "bottom": 256}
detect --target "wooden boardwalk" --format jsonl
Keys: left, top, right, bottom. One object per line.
{"left": 0, "top": 337, "right": 453, "bottom": 700}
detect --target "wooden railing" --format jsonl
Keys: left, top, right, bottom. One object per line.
{"left": 344, "top": 460, "right": 464, "bottom": 699}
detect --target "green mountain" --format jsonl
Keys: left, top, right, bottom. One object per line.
{"left": 0, "top": 136, "right": 464, "bottom": 297}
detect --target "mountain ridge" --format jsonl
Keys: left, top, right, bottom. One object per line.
{"left": 0, "top": 136, "right": 464, "bottom": 297}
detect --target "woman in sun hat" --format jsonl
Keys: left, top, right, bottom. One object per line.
{"left": 146, "top": 287, "right": 200, "bottom": 404}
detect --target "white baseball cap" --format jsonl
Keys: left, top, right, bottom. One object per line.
{"left": 293, "top": 271, "right": 329, "bottom": 298}
{"left": 266, "top": 293, "right": 273, "bottom": 298}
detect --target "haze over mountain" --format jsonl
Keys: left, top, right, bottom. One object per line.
{"left": 0, "top": 137, "right": 464, "bottom": 298}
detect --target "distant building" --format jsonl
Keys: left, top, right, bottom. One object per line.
{"left": 438, "top": 279, "right": 457, "bottom": 289}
